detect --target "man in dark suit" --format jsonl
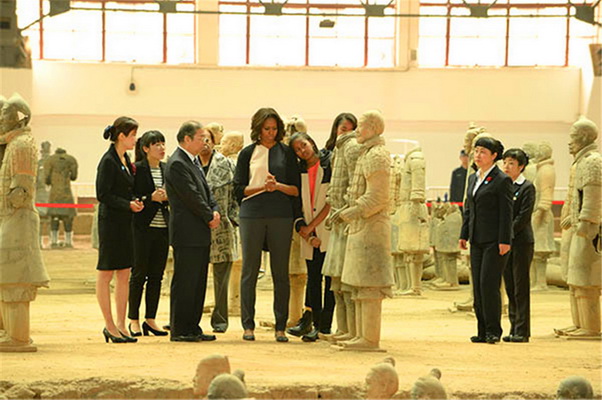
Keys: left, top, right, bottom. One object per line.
{"left": 449, "top": 149, "right": 469, "bottom": 203}
{"left": 501, "top": 149, "right": 535, "bottom": 343}
{"left": 165, "top": 120, "right": 221, "bottom": 342}
{"left": 459, "top": 136, "right": 513, "bottom": 344}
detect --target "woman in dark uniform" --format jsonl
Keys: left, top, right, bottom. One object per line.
{"left": 96, "top": 116, "right": 144, "bottom": 343}
{"left": 501, "top": 148, "right": 535, "bottom": 343}
{"left": 459, "top": 136, "right": 513, "bottom": 344}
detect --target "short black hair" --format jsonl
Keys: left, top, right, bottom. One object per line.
{"left": 503, "top": 148, "right": 529, "bottom": 167}
{"left": 177, "top": 120, "right": 203, "bottom": 143}
{"left": 474, "top": 136, "right": 504, "bottom": 161}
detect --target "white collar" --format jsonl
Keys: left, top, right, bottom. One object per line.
{"left": 477, "top": 164, "right": 496, "bottom": 181}
{"left": 178, "top": 145, "right": 197, "bottom": 163}
{"left": 514, "top": 174, "right": 526, "bottom": 184}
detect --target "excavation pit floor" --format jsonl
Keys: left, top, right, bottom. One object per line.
{"left": 1, "top": 238, "right": 600, "bottom": 399}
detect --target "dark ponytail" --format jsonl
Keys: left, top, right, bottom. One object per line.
{"left": 325, "top": 113, "right": 357, "bottom": 151}
{"left": 103, "top": 116, "right": 138, "bottom": 142}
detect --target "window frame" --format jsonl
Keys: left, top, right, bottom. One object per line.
{"left": 21, "top": 0, "right": 196, "bottom": 64}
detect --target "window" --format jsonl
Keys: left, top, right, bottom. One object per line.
{"left": 418, "top": 0, "right": 598, "bottom": 67}
{"left": 218, "top": 0, "right": 397, "bottom": 67}
{"left": 16, "top": 0, "right": 195, "bottom": 64}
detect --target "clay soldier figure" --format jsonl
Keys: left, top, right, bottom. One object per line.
{"left": 35, "top": 141, "right": 51, "bottom": 248}
{"left": 432, "top": 204, "right": 462, "bottom": 289}
{"left": 338, "top": 110, "right": 394, "bottom": 351}
{"left": 390, "top": 155, "right": 409, "bottom": 292}
{"left": 429, "top": 202, "right": 446, "bottom": 285}
{"left": 323, "top": 115, "right": 361, "bottom": 342}
{"left": 45, "top": 148, "right": 78, "bottom": 248}
{"left": 0, "top": 93, "right": 50, "bottom": 352}
{"left": 522, "top": 142, "right": 539, "bottom": 183}
{"left": 397, "top": 144, "right": 429, "bottom": 296}
{"left": 220, "top": 131, "right": 244, "bottom": 161}
{"left": 531, "top": 141, "right": 556, "bottom": 291}
{"left": 555, "top": 117, "right": 601, "bottom": 339}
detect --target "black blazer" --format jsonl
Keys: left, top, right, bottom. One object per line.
{"left": 460, "top": 165, "right": 513, "bottom": 245}
{"left": 164, "top": 147, "right": 219, "bottom": 247}
{"left": 96, "top": 144, "right": 134, "bottom": 221}
{"left": 510, "top": 179, "right": 535, "bottom": 244}
{"left": 133, "top": 158, "right": 170, "bottom": 229}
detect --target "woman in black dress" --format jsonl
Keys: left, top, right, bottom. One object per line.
{"left": 96, "top": 116, "right": 144, "bottom": 343}
{"left": 127, "top": 130, "right": 169, "bottom": 337}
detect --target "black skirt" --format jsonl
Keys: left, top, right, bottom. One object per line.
{"left": 97, "top": 210, "right": 134, "bottom": 271}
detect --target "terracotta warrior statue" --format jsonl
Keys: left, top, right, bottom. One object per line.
{"left": 220, "top": 131, "right": 244, "bottom": 161}
{"left": 338, "top": 110, "right": 394, "bottom": 351}
{"left": 365, "top": 357, "right": 398, "bottom": 399}
{"left": 531, "top": 141, "right": 556, "bottom": 291}
{"left": 554, "top": 116, "right": 601, "bottom": 339}
{"left": 323, "top": 120, "right": 361, "bottom": 342}
{"left": 432, "top": 203, "right": 462, "bottom": 289}
{"left": 396, "top": 144, "right": 429, "bottom": 296}
{"left": 390, "top": 155, "right": 409, "bottom": 292}
{"left": 0, "top": 93, "right": 50, "bottom": 352}
{"left": 45, "top": 148, "right": 78, "bottom": 248}
{"left": 35, "top": 141, "right": 51, "bottom": 248}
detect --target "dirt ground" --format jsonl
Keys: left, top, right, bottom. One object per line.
{"left": 0, "top": 237, "right": 600, "bottom": 399}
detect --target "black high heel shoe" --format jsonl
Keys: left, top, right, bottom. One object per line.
{"left": 118, "top": 330, "right": 138, "bottom": 343}
{"left": 128, "top": 323, "right": 142, "bottom": 337}
{"left": 142, "top": 321, "right": 168, "bottom": 336}
{"left": 103, "top": 328, "right": 127, "bottom": 343}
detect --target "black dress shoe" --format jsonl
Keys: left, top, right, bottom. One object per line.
{"left": 302, "top": 328, "right": 319, "bottom": 342}
{"left": 286, "top": 310, "right": 312, "bottom": 337}
{"left": 119, "top": 330, "right": 138, "bottom": 343}
{"left": 212, "top": 326, "right": 227, "bottom": 333}
{"left": 502, "top": 335, "right": 513, "bottom": 342}
{"left": 198, "top": 333, "right": 217, "bottom": 341}
{"left": 128, "top": 323, "right": 142, "bottom": 337}
{"left": 470, "top": 335, "right": 486, "bottom": 343}
{"left": 510, "top": 335, "right": 529, "bottom": 343}
{"left": 170, "top": 334, "right": 201, "bottom": 342}
{"left": 486, "top": 335, "right": 500, "bottom": 344}
{"left": 142, "top": 321, "right": 168, "bottom": 336}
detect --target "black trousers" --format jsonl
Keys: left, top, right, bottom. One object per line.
{"left": 170, "top": 245, "right": 210, "bottom": 337}
{"left": 305, "top": 248, "right": 335, "bottom": 332}
{"left": 240, "top": 217, "right": 292, "bottom": 332}
{"left": 503, "top": 242, "right": 533, "bottom": 337}
{"left": 128, "top": 226, "right": 169, "bottom": 320}
{"left": 470, "top": 242, "right": 508, "bottom": 338}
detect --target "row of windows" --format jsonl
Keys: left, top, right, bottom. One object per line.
{"left": 17, "top": 0, "right": 598, "bottom": 67}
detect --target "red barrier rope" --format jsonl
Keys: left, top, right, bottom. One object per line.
{"left": 36, "top": 203, "right": 95, "bottom": 209}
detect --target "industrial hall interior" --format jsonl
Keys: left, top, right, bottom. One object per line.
{"left": 0, "top": 0, "right": 601, "bottom": 399}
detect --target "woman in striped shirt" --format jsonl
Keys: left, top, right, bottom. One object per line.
{"left": 128, "top": 130, "right": 170, "bottom": 337}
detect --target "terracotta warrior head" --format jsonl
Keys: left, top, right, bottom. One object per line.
{"left": 193, "top": 354, "right": 231, "bottom": 397}
{"left": 207, "top": 373, "right": 248, "bottom": 400}
{"left": 568, "top": 116, "right": 599, "bottom": 156}
{"left": 357, "top": 110, "right": 385, "bottom": 144}
{"left": 220, "top": 131, "right": 244, "bottom": 157}
{"left": 0, "top": 93, "right": 31, "bottom": 138}
{"left": 365, "top": 358, "right": 398, "bottom": 399}
{"left": 463, "top": 122, "right": 486, "bottom": 154}
{"left": 556, "top": 376, "right": 594, "bottom": 399}
{"left": 411, "top": 368, "right": 447, "bottom": 400}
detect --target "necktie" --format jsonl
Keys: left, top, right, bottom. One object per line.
{"left": 193, "top": 157, "right": 201, "bottom": 169}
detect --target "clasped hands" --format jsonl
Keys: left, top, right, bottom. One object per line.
{"left": 299, "top": 225, "right": 321, "bottom": 248}
{"left": 264, "top": 173, "right": 279, "bottom": 192}
{"left": 151, "top": 188, "right": 168, "bottom": 202}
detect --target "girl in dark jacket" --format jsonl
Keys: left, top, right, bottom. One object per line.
{"left": 128, "top": 130, "right": 170, "bottom": 337}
